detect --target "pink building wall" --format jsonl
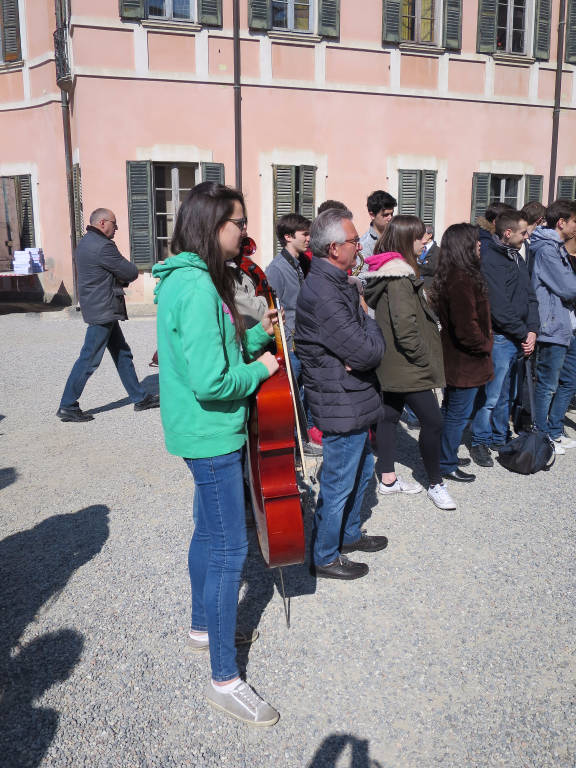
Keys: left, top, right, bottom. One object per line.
{"left": 0, "top": 0, "right": 575, "bottom": 306}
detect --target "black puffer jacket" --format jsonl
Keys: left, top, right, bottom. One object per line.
{"left": 77, "top": 227, "right": 139, "bottom": 325}
{"left": 294, "top": 257, "right": 385, "bottom": 434}
{"left": 479, "top": 228, "right": 539, "bottom": 342}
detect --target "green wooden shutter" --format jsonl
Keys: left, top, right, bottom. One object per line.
{"left": 566, "top": 0, "right": 576, "bottom": 64}
{"left": 318, "top": 0, "right": 340, "bottom": 38}
{"left": 16, "top": 175, "right": 35, "bottom": 249}
{"left": 420, "top": 170, "right": 437, "bottom": 228}
{"left": 533, "top": 0, "right": 551, "bottom": 60}
{"left": 298, "top": 166, "right": 316, "bottom": 221}
{"left": 382, "top": 0, "right": 402, "bottom": 44}
{"left": 248, "top": 0, "right": 271, "bottom": 31}
{"left": 200, "top": 162, "right": 225, "bottom": 184}
{"left": 471, "top": 172, "right": 491, "bottom": 223}
{"left": 443, "top": 0, "right": 462, "bottom": 50}
{"left": 398, "top": 170, "right": 421, "bottom": 216}
{"left": 557, "top": 176, "right": 576, "bottom": 198}
{"left": 524, "top": 175, "right": 543, "bottom": 203}
{"left": 274, "top": 165, "right": 296, "bottom": 248}
{"left": 1, "top": 0, "right": 21, "bottom": 62}
{"left": 476, "top": 0, "right": 497, "bottom": 54}
{"left": 72, "top": 164, "right": 84, "bottom": 247}
{"left": 199, "top": 0, "right": 222, "bottom": 26}
{"left": 119, "top": 0, "right": 146, "bottom": 20}
{"left": 127, "top": 161, "right": 154, "bottom": 270}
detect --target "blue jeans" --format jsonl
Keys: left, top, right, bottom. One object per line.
{"left": 185, "top": 450, "right": 248, "bottom": 682}
{"left": 60, "top": 321, "right": 146, "bottom": 408}
{"left": 471, "top": 334, "right": 520, "bottom": 446}
{"left": 313, "top": 430, "right": 374, "bottom": 566}
{"left": 440, "top": 386, "right": 479, "bottom": 473}
{"left": 534, "top": 333, "right": 576, "bottom": 438}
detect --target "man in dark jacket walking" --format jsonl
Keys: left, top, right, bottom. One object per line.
{"left": 470, "top": 210, "right": 539, "bottom": 466}
{"left": 57, "top": 208, "right": 159, "bottom": 422}
{"left": 295, "top": 209, "right": 388, "bottom": 580}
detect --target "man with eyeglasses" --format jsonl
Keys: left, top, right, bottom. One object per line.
{"left": 57, "top": 208, "right": 159, "bottom": 422}
{"left": 295, "top": 208, "right": 388, "bottom": 580}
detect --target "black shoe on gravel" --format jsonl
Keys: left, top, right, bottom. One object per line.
{"left": 470, "top": 444, "right": 493, "bottom": 467}
{"left": 341, "top": 531, "right": 388, "bottom": 554}
{"left": 314, "top": 554, "right": 369, "bottom": 580}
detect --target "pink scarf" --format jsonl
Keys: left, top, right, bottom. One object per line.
{"left": 364, "top": 251, "right": 405, "bottom": 272}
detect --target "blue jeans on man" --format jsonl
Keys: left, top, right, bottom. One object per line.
{"left": 534, "top": 332, "right": 576, "bottom": 438}
{"left": 185, "top": 450, "right": 248, "bottom": 682}
{"left": 60, "top": 321, "right": 147, "bottom": 408}
{"left": 313, "top": 430, "right": 374, "bottom": 566}
{"left": 440, "top": 386, "right": 480, "bottom": 473}
{"left": 471, "top": 334, "right": 520, "bottom": 446}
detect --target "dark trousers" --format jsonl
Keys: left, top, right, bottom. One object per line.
{"left": 375, "top": 390, "right": 443, "bottom": 486}
{"left": 60, "top": 321, "right": 146, "bottom": 408}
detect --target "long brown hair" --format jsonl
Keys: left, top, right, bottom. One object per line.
{"left": 428, "top": 223, "right": 487, "bottom": 310}
{"left": 374, "top": 215, "right": 425, "bottom": 277}
{"left": 171, "top": 182, "right": 245, "bottom": 336}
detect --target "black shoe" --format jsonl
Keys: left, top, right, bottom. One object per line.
{"left": 470, "top": 444, "right": 493, "bottom": 467}
{"left": 314, "top": 555, "right": 368, "bottom": 580}
{"left": 56, "top": 406, "right": 94, "bottom": 422}
{"left": 443, "top": 468, "right": 476, "bottom": 483}
{"left": 134, "top": 393, "right": 160, "bottom": 411}
{"left": 489, "top": 442, "right": 507, "bottom": 452}
{"left": 302, "top": 441, "right": 322, "bottom": 457}
{"left": 457, "top": 457, "right": 471, "bottom": 467}
{"left": 341, "top": 531, "right": 388, "bottom": 554}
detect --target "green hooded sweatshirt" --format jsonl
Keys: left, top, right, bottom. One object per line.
{"left": 152, "top": 253, "right": 270, "bottom": 458}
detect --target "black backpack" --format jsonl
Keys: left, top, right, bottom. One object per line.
{"left": 497, "top": 359, "right": 555, "bottom": 475}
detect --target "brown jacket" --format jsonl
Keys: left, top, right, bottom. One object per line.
{"left": 434, "top": 269, "right": 494, "bottom": 388}
{"left": 364, "top": 257, "right": 445, "bottom": 393}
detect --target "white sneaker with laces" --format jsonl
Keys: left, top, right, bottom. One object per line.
{"left": 552, "top": 441, "right": 566, "bottom": 455}
{"left": 427, "top": 483, "right": 457, "bottom": 510}
{"left": 378, "top": 475, "right": 423, "bottom": 495}
{"left": 206, "top": 680, "right": 279, "bottom": 727}
{"left": 553, "top": 435, "right": 576, "bottom": 450}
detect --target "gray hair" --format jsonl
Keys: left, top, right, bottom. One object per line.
{"left": 309, "top": 208, "right": 353, "bottom": 257}
{"left": 425, "top": 224, "right": 434, "bottom": 236}
{"left": 90, "top": 208, "right": 113, "bottom": 225}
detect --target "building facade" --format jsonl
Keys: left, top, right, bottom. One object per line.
{"left": 1, "top": 0, "right": 575, "bottom": 305}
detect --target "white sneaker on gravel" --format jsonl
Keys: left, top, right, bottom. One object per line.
{"left": 553, "top": 435, "right": 576, "bottom": 450}
{"left": 552, "top": 441, "right": 566, "bottom": 455}
{"left": 206, "top": 680, "right": 279, "bottom": 727}
{"left": 188, "top": 629, "right": 258, "bottom": 651}
{"left": 378, "top": 476, "right": 423, "bottom": 495}
{"left": 427, "top": 483, "right": 457, "bottom": 510}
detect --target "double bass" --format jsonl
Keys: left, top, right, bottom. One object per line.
{"left": 240, "top": 239, "right": 306, "bottom": 569}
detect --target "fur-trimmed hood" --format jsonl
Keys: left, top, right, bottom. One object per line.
{"left": 363, "top": 252, "right": 419, "bottom": 310}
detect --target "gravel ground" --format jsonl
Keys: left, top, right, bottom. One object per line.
{"left": 1, "top": 310, "right": 575, "bottom": 768}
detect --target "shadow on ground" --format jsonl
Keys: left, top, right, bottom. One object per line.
{"left": 308, "top": 733, "right": 384, "bottom": 767}
{"left": 0, "top": 505, "right": 110, "bottom": 768}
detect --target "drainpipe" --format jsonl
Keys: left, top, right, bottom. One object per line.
{"left": 548, "top": 0, "right": 567, "bottom": 204}
{"left": 232, "top": 0, "right": 242, "bottom": 190}
{"left": 60, "top": 89, "right": 79, "bottom": 303}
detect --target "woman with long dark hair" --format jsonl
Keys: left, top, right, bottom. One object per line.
{"left": 428, "top": 223, "right": 493, "bottom": 481}
{"left": 364, "top": 215, "right": 456, "bottom": 510}
{"left": 152, "top": 183, "right": 280, "bottom": 726}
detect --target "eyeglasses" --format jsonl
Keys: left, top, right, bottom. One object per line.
{"left": 103, "top": 220, "right": 118, "bottom": 229}
{"left": 339, "top": 237, "right": 361, "bottom": 248}
{"left": 226, "top": 217, "right": 248, "bottom": 231}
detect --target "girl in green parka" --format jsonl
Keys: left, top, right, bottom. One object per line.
{"left": 152, "top": 183, "right": 280, "bottom": 727}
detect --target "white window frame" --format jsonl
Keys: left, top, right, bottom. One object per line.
{"left": 496, "top": 0, "right": 535, "bottom": 56}
{"left": 489, "top": 174, "right": 522, "bottom": 207}
{"left": 271, "top": 0, "right": 314, "bottom": 34}
{"left": 401, "top": 0, "right": 443, "bottom": 46}
{"left": 147, "top": 0, "right": 197, "bottom": 22}
{"left": 152, "top": 162, "right": 199, "bottom": 262}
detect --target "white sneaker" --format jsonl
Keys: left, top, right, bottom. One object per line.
{"left": 552, "top": 441, "right": 566, "bottom": 455}
{"left": 378, "top": 475, "right": 423, "bottom": 495}
{"left": 553, "top": 435, "right": 576, "bottom": 450}
{"left": 206, "top": 680, "right": 279, "bottom": 727}
{"left": 427, "top": 483, "right": 457, "bottom": 510}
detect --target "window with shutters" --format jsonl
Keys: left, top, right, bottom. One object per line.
{"left": 490, "top": 174, "right": 521, "bottom": 206}
{"left": 273, "top": 165, "right": 316, "bottom": 249}
{"left": 272, "top": 0, "right": 313, "bottom": 32}
{"left": 398, "top": 170, "right": 437, "bottom": 228}
{"left": 470, "top": 172, "right": 544, "bottom": 223}
{"left": 477, "top": 0, "right": 551, "bottom": 59}
{"left": 557, "top": 177, "right": 576, "bottom": 199}
{"left": 0, "top": 175, "right": 36, "bottom": 270}
{"left": 147, "top": 0, "right": 196, "bottom": 20}
{"left": 127, "top": 160, "right": 224, "bottom": 269}
{"left": 0, "top": 0, "right": 22, "bottom": 64}
{"left": 383, "top": 0, "right": 462, "bottom": 50}
{"left": 401, "top": 0, "right": 438, "bottom": 44}
{"left": 496, "top": 0, "right": 529, "bottom": 54}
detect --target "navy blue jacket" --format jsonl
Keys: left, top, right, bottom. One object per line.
{"left": 294, "top": 257, "right": 385, "bottom": 434}
{"left": 479, "top": 228, "right": 539, "bottom": 343}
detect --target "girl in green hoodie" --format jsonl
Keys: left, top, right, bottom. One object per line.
{"left": 153, "top": 183, "right": 280, "bottom": 726}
